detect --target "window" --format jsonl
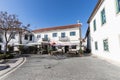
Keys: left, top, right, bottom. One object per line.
{"left": 61, "top": 32, "right": 65, "bottom": 38}
{"left": 116, "top": 0, "right": 120, "bottom": 13}
{"left": 44, "top": 35, "right": 48, "bottom": 39}
{"left": 70, "top": 32, "right": 76, "bottom": 36}
{"left": 24, "top": 34, "right": 28, "bottom": 40}
{"left": 103, "top": 39, "right": 109, "bottom": 51}
{"left": 11, "top": 32, "right": 16, "bottom": 39}
{"left": 37, "top": 35, "right": 41, "bottom": 38}
{"left": 0, "top": 35, "right": 3, "bottom": 42}
{"left": 71, "top": 45, "right": 76, "bottom": 49}
{"left": 95, "top": 41, "right": 98, "bottom": 50}
{"left": 93, "top": 19, "right": 96, "bottom": 31}
{"left": 52, "top": 33, "right": 57, "bottom": 37}
{"left": 101, "top": 8, "right": 106, "bottom": 25}
{"left": 29, "top": 35, "right": 32, "bottom": 41}
{"left": 0, "top": 45, "right": 1, "bottom": 51}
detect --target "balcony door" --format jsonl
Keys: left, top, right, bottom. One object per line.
{"left": 44, "top": 35, "right": 48, "bottom": 39}
{"left": 61, "top": 32, "right": 65, "bottom": 38}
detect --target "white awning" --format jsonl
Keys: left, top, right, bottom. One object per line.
{"left": 26, "top": 42, "right": 41, "bottom": 46}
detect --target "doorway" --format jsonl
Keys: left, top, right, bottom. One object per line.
{"left": 65, "top": 46, "right": 69, "bottom": 53}
{"left": 0, "top": 45, "right": 1, "bottom": 51}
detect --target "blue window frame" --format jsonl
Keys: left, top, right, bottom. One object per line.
{"left": 103, "top": 39, "right": 109, "bottom": 51}
{"left": 95, "top": 41, "right": 98, "bottom": 50}
{"left": 44, "top": 35, "right": 48, "bottom": 39}
{"left": 101, "top": 8, "right": 106, "bottom": 25}
{"left": 116, "top": 0, "right": 120, "bottom": 13}
{"left": 70, "top": 31, "right": 76, "bottom": 36}
{"left": 61, "top": 32, "right": 65, "bottom": 38}
{"left": 93, "top": 19, "right": 96, "bottom": 31}
{"left": 52, "top": 33, "right": 57, "bottom": 37}
{"left": 37, "top": 35, "right": 41, "bottom": 38}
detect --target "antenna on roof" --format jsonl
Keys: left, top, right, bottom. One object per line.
{"left": 77, "top": 20, "right": 80, "bottom": 24}
{"left": 77, "top": 20, "right": 82, "bottom": 25}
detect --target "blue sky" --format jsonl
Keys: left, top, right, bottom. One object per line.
{"left": 0, "top": 0, "right": 97, "bottom": 37}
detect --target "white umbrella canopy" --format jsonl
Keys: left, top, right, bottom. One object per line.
{"left": 54, "top": 42, "right": 78, "bottom": 46}
{"left": 26, "top": 42, "right": 41, "bottom": 46}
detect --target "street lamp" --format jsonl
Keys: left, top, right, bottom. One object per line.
{"left": 77, "top": 20, "right": 82, "bottom": 51}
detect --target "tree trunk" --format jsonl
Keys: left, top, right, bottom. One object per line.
{"left": 4, "top": 42, "right": 8, "bottom": 54}
{"left": 19, "top": 32, "right": 22, "bottom": 44}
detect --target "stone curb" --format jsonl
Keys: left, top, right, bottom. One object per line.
{"left": 0, "top": 57, "right": 26, "bottom": 80}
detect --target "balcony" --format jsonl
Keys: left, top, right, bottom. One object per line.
{"left": 42, "top": 38, "right": 49, "bottom": 41}
{"left": 59, "top": 36, "right": 69, "bottom": 42}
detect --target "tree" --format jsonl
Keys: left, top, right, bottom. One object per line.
{"left": 0, "top": 11, "right": 22, "bottom": 54}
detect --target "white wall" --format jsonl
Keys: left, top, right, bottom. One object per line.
{"left": 34, "top": 27, "right": 80, "bottom": 43}
{"left": 89, "top": 0, "right": 120, "bottom": 61}
{"left": 0, "top": 32, "right": 34, "bottom": 51}
{"left": 34, "top": 27, "right": 80, "bottom": 50}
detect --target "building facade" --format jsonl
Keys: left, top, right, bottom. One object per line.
{"left": 32, "top": 24, "right": 81, "bottom": 53}
{"left": 88, "top": 0, "right": 120, "bottom": 61}
{"left": 0, "top": 31, "right": 34, "bottom": 51}
{"left": 0, "top": 24, "right": 81, "bottom": 53}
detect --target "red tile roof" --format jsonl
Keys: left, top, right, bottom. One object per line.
{"left": 32, "top": 24, "right": 81, "bottom": 33}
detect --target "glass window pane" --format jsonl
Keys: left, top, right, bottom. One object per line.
{"left": 29, "top": 35, "right": 32, "bottom": 41}
{"left": 70, "top": 32, "right": 76, "bottom": 36}
{"left": 93, "top": 19, "right": 96, "bottom": 31}
{"left": 117, "top": 0, "right": 120, "bottom": 12}
{"left": 24, "top": 34, "right": 28, "bottom": 40}
{"left": 103, "top": 39, "right": 109, "bottom": 51}
{"left": 44, "top": 35, "right": 48, "bottom": 38}
{"left": 101, "top": 8, "right": 106, "bottom": 25}
{"left": 53, "top": 33, "right": 57, "bottom": 37}
{"left": 95, "top": 42, "right": 98, "bottom": 50}
{"left": 61, "top": 32, "right": 65, "bottom": 38}
{"left": 37, "top": 35, "right": 41, "bottom": 38}
{"left": 71, "top": 45, "right": 76, "bottom": 49}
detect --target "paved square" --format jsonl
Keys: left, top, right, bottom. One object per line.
{"left": 2, "top": 54, "right": 120, "bottom": 80}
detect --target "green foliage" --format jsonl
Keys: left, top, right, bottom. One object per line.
{"left": 18, "top": 45, "right": 38, "bottom": 54}
{"left": 0, "top": 54, "right": 5, "bottom": 60}
{"left": 79, "top": 48, "right": 83, "bottom": 54}
{"left": 18, "top": 45, "right": 26, "bottom": 54}
{"left": 0, "top": 53, "right": 14, "bottom": 60}
{"left": 28, "top": 46, "right": 38, "bottom": 54}
{"left": 48, "top": 47, "right": 52, "bottom": 53}
{"left": 7, "top": 45, "right": 14, "bottom": 53}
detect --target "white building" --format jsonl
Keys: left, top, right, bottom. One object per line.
{"left": 32, "top": 24, "right": 81, "bottom": 53}
{"left": 0, "top": 24, "right": 81, "bottom": 53}
{"left": 0, "top": 30, "right": 34, "bottom": 51}
{"left": 87, "top": 0, "right": 120, "bottom": 61}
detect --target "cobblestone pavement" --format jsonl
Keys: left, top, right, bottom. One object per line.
{"left": 2, "top": 54, "right": 120, "bottom": 80}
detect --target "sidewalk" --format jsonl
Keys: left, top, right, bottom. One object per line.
{"left": 0, "top": 57, "right": 26, "bottom": 79}
{"left": 91, "top": 54, "right": 120, "bottom": 67}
